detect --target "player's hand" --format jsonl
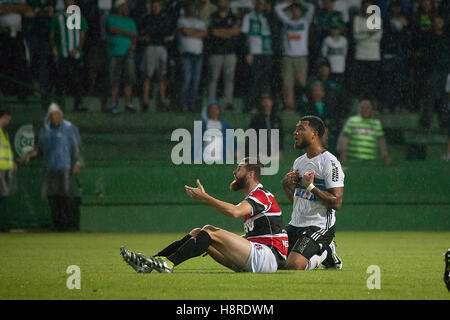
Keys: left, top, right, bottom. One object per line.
{"left": 282, "top": 168, "right": 299, "bottom": 187}
{"left": 51, "top": 46, "right": 58, "bottom": 58}
{"left": 301, "top": 171, "right": 315, "bottom": 188}
{"left": 246, "top": 54, "right": 254, "bottom": 66}
{"left": 72, "top": 163, "right": 80, "bottom": 175}
{"left": 69, "top": 48, "right": 79, "bottom": 58}
{"left": 185, "top": 179, "right": 208, "bottom": 201}
{"left": 18, "top": 155, "right": 30, "bottom": 165}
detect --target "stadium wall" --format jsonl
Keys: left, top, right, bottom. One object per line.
{"left": 3, "top": 162, "right": 449, "bottom": 232}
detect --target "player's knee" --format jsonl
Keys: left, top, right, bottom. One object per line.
{"left": 201, "top": 225, "right": 222, "bottom": 241}
{"left": 201, "top": 225, "right": 219, "bottom": 233}
{"left": 286, "top": 253, "right": 308, "bottom": 270}
{"left": 189, "top": 228, "right": 202, "bottom": 236}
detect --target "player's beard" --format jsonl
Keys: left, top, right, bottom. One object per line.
{"left": 295, "top": 138, "right": 309, "bottom": 149}
{"left": 230, "top": 176, "right": 246, "bottom": 191}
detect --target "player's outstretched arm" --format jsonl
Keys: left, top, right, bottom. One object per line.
{"left": 185, "top": 179, "right": 252, "bottom": 218}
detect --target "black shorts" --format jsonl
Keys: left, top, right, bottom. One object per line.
{"left": 286, "top": 224, "right": 335, "bottom": 260}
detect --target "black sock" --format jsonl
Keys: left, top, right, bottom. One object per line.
{"left": 167, "top": 230, "right": 212, "bottom": 266}
{"left": 155, "top": 234, "right": 192, "bottom": 257}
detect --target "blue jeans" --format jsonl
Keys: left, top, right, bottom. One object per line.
{"left": 179, "top": 53, "right": 203, "bottom": 111}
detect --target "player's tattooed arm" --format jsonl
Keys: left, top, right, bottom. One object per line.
{"left": 302, "top": 171, "right": 344, "bottom": 210}
{"left": 185, "top": 179, "right": 252, "bottom": 218}
{"left": 281, "top": 168, "right": 298, "bottom": 204}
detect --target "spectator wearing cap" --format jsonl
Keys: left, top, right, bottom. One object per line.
{"left": 321, "top": 20, "right": 348, "bottom": 84}
{"left": 194, "top": 99, "right": 235, "bottom": 164}
{"left": 22, "top": 103, "right": 83, "bottom": 231}
{"left": 352, "top": 0, "right": 382, "bottom": 102}
{"left": 106, "top": 0, "right": 138, "bottom": 114}
{"left": 207, "top": 0, "right": 240, "bottom": 111}
{"left": 139, "top": 0, "right": 172, "bottom": 112}
{"left": 177, "top": 2, "right": 207, "bottom": 112}
{"left": 248, "top": 93, "right": 284, "bottom": 158}
{"left": 274, "top": 0, "right": 315, "bottom": 112}
{"left": 50, "top": 0, "right": 88, "bottom": 112}
{"left": 241, "top": 0, "right": 273, "bottom": 112}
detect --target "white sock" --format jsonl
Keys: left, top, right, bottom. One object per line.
{"left": 305, "top": 250, "right": 328, "bottom": 271}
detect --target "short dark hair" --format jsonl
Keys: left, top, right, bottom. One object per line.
{"left": 0, "top": 109, "right": 11, "bottom": 118}
{"left": 206, "top": 101, "right": 220, "bottom": 117}
{"left": 242, "top": 157, "right": 264, "bottom": 182}
{"left": 300, "top": 115, "right": 326, "bottom": 138}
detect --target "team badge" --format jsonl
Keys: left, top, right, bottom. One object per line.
{"left": 14, "top": 124, "right": 35, "bottom": 158}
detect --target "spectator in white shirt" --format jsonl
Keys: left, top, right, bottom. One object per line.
{"left": 177, "top": 2, "right": 207, "bottom": 112}
{"left": 352, "top": 0, "right": 382, "bottom": 101}
{"left": 274, "top": 0, "right": 315, "bottom": 112}
{"left": 321, "top": 21, "right": 348, "bottom": 84}
{"left": 241, "top": 0, "right": 273, "bottom": 112}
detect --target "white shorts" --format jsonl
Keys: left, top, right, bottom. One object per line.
{"left": 143, "top": 45, "right": 168, "bottom": 78}
{"left": 233, "top": 242, "right": 278, "bottom": 273}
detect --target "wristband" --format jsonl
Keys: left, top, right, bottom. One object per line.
{"left": 306, "top": 183, "right": 315, "bottom": 192}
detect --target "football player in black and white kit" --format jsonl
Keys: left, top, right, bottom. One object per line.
{"left": 281, "top": 115, "right": 344, "bottom": 270}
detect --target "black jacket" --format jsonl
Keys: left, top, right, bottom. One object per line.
{"left": 248, "top": 113, "right": 284, "bottom": 151}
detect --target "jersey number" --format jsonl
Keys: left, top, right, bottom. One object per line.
{"left": 244, "top": 220, "right": 254, "bottom": 233}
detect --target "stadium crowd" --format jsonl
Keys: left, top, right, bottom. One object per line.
{"left": 0, "top": 0, "right": 449, "bottom": 128}
{"left": 1, "top": 0, "right": 450, "bottom": 233}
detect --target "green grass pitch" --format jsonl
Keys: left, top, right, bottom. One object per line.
{"left": 0, "top": 232, "right": 449, "bottom": 300}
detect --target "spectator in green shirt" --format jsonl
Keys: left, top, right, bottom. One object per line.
{"left": 106, "top": 0, "right": 137, "bottom": 114}
{"left": 339, "top": 100, "right": 391, "bottom": 164}
{"left": 50, "top": 0, "right": 88, "bottom": 112}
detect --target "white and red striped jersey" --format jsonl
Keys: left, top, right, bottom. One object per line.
{"left": 243, "top": 184, "right": 289, "bottom": 260}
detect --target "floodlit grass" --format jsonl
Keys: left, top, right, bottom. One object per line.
{"left": 1, "top": 232, "right": 449, "bottom": 300}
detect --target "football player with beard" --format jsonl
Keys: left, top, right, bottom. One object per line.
{"left": 120, "top": 157, "right": 288, "bottom": 273}
{"left": 281, "top": 115, "right": 345, "bottom": 270}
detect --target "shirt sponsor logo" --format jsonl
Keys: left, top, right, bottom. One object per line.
{"left": 295, "top": 189, "right": 317, "bottom": 202}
